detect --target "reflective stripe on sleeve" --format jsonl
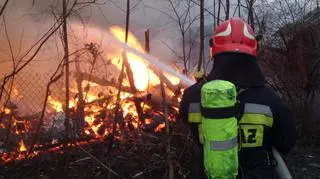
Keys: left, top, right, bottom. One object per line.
{"left": 188, "top": 113, "right": 202, "bottom": 123}
{"left": 188, "top": 102, "right": 201, "bottom": 123}
{"left": 189, "top": 102, "right": 200, "bottom": 113}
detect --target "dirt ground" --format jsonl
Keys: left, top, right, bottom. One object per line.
{"left": 286, "top": 138, "right": 320, "bottom": 179}
{"left": 0, "top": 123, "right": 319, "bottom": 179}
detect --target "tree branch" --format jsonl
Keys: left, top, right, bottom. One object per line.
{"left": 0, "top": 0, "right": 9, "bottom": 17}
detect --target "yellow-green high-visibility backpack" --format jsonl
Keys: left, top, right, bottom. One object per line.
{"left": 200, "top": 80, "right": 239, "bottom": 179}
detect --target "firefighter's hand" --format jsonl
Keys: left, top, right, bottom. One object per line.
{"left": 194, "top": 70, "right": 206, "bottom": 81}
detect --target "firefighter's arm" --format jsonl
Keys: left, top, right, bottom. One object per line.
{"left": 271, "top": 103, "right": 297, "bottom": 155}
{"left": 179, "top": 88, "right": 202, "bottom": 141}
{"left": 178, "top": 89, "right": 190, "bottom": 125}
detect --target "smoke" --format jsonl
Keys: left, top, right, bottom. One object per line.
{"left": 0, "top": 0, "right": 203, "bottom": 75}
{"left": 0, "top": 0, "right": 200, "bottom": 114}
{"left": 0, "top": 0, "right": 63, "bottom": 75}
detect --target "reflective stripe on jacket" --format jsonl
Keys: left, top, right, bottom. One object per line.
{"left": 187, "top": 102, "right": 274, "bottom": 149}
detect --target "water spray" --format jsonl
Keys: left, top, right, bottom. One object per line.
{"left": 105, "top": 33, "right": 195, "bottom": 86}
{"left": 106, "top": 28, "right": 292, "bottom": 179}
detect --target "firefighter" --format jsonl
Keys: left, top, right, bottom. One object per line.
{"left": 179, "top": 17, "right": 296, "bottom": 179}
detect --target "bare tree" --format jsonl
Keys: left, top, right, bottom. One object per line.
{"left": 197, "top": 0, "right": 204, "bottom": 71}
{"left": 225, "top": 0, "right": 230, "bottom": 20}
{"left": 62, "top": 0, "right": 71, "bottom": 138}
{"left": 255, "top": 0, "right": 320, "bottom": 137}
{"left": 0, "top": 0, "right": 9, "bottom": 17}
{"left": 246, "top": 0, "right": 256, "bottom": 31}
{"left": 238, "top": 0, "right": 241, "bottom": 17}
{"left": 213, "top": 0, "right": 216, "bottom": 28}
{"left": 217, "top": 0, "right": 221, "bottom": 25}
{"left": 167, "top": 0, "right": 199, "bottom": 74}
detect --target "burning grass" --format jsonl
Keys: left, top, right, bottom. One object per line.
{"left": 0, "top": 119, "right": 197, "bottom": 179}
{"left": 0, "top": 25, "right": 190, "bottom": 178}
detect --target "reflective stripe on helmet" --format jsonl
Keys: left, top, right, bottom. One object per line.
{"left": 243, "top": 23, "right": 255, "bottom": 40}
{"left": 210, "top": 137, "right": 237, "bottom": 151}
{"left": 215, "top": 22, "right": 232, "bottom": 37}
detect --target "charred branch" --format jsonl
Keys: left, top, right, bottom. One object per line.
{"left": 75, "top": 57, "right": 85, "bottom": 133}
{"left": 63, "top": 0, "right": 71, "bottom": 138}
{"left": 75, "top": 72, "right": 132, "bottom": 94}
{"left": 75, "top": 71, "right": 180, "bottom": 99}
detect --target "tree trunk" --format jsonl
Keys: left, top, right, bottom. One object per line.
{"left": 75, "top": 56, "right": 85, "bottom": 134}
{"left": 225, "top": 0, "right": 230, "bottom": 20}
{"left": 198, "top": 0, "right": 204, "bottom": 71}
{"left": 63, "top": 0, "right": 71, "bottom": 137}
{"left": 121, "top": 0, "right": 143, "bottom": 121}
{"left": 213, "top": 0, "right": 216, "bottom": 28}
{"left": 248, "top": 0, "right": 255, "bottom": 31}
{"left": 217, "top": 0, "right": 221, "bottom": 25}
{"left": 182, "top": 32, "right": 188, "bottom": 74}
{"left": 238, "top": 0, "right": 241, "bottom": 17}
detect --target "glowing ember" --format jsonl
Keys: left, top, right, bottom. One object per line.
{"left": 0, "top": 25, "right": 184, "bottom": 164}
{"left": 1, "top": 107, "right": 11, "bottom": 114}
{"left": 145, "top": 118, "right": 153, "bottom": 125}
{"left": 154, "top": 123, "right": 165, "bottom": 132}
{"left": 18, "top": 139, "right": 27, "bottom": 152}
{"left": 172, "top": 106, "right": 179, "bottom": 112}
{"left": 131, "top": 119, "right": 139, "bottom": 129}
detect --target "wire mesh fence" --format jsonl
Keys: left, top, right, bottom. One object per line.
{"left": 0, "top": 50, "right": 129, "bottom": 154}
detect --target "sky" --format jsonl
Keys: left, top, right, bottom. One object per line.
{"left": 0, "top": 0, "right": 244, "bottom": 76}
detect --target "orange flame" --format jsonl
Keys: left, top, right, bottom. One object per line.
{"left": 109, "top": 26, "right": 180, "bottom": 91}
{"left": 145, "top": 118, "right": 153, "bottom": 125}
{"left": 48, "top": 96, "right": 63, "bottom": 112}
{"left": 1, "top": 107, "right": 11, "bottom": 114}
{"left": 154, "top": 123, "right": 165, "bottom": 132}
{"left": 18, "top": 139, "right": 27, "bottom": 152}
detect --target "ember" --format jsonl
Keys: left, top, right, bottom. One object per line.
{"left": 18, "top": 140, "right": 27, "bottom": 152}
{"left": 0, "top": 26, "right": 182, "bottom": 165}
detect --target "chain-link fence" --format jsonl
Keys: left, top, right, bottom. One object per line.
{"left": 0, "top": 46, "right": 125, "bottom": 154}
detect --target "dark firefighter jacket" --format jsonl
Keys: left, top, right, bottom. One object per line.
{"left": 179, "top": 53, "right": 296, "bottom": 179}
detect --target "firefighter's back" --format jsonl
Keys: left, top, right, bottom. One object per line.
{"left": 237, "top": 87, "right": 296, "bottom": 179}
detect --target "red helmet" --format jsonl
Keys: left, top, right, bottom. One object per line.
{"left": 210, "top": 17, "right": 257, "bottom": 57}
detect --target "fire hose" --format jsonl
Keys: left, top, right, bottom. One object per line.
{"left": 108, "top": 33, "right": 293, "bottom": 179}
{"left": 272, "top": 147, "right": 293, "bottom": 179}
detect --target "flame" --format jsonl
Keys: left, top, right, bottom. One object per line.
{"left": 12, "top": 88, "right": 19, "bottom": 96}
{"left": 154, "top": 123, "right": 165, "bottom": 132}
{"left": 1, "top": 107, "right": 11, "bottom": 114}
{"left": 14, "top": 119, "right": 26, "bottom": 135}
{"left": 1, "top": 25, "right": 184, "bottom": 164}
{"left": 109, "top": 26, "right": 180, "bottom": 91}
{"left": 145, "top": 118, "right": 153, "bottom": 125}
{"left": 163, "top": 72, "right": 180, "bottom": 85}
{"left": 18, "top": 139, "right": 27, "bottom": 152}
{"left": 48, "top": 96, "right": 63, "bottom": 112}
